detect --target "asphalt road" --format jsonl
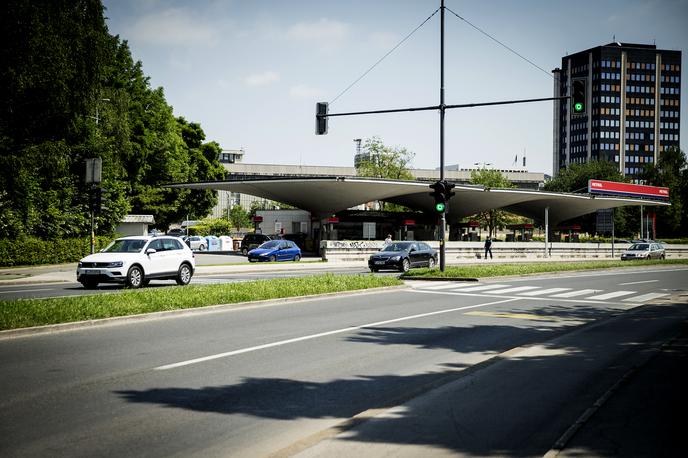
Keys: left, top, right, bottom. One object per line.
{"left": 1, "top": 267, "right": 687, "bottom": 457}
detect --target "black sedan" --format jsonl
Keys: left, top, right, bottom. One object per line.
{"left": 368, "top": 241, "right": 438, "bottom": 272}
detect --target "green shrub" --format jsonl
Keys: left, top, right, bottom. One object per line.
{"left": 0, "top": 236, "right": 113, "bottom": 267}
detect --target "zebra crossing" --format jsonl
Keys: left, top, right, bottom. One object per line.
{"left": 407, "top": 281, "right": 669, "bottom": 303}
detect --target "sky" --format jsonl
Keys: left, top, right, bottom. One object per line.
{"left": 102, "top": 0, "right": 688, "bottom": 175}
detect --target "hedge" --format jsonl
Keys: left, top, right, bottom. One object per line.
{"left": 0, "top": 236, "right": 113, "bottom": 267}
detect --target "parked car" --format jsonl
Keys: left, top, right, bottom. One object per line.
{"left": 183, "top": 235, "right": 207, "bottom": 251}
{"left": 76, "top": 236, "right": 195, "bottom": 289}
{"left": 368, "top": 241, "right": 437, "bottom": 272}
{"left": 620, "top": 242, "right": 666, "bottom": 260}
{"left": 240, "top": 233, "right": 274, "bottom": 255}
{"left": 248, "top": 240, "right": 301, "bottom": 262}
{"left": 167, "top": 228, "right": 186, "bottom": 237}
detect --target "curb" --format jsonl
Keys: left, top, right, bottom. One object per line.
{"left": 400, "top": 276, "right": 478, "bottom": 282}
{"left": 0, "top": 284, "right": 408, "bottom": 340}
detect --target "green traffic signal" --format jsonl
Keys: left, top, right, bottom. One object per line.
{"left": 574, "top": 102, "right": 584, "bottom": 112}
{"left": 435, "top": 202, "right": 446, "bottom": 212}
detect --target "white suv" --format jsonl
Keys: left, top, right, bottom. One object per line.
{"left": 77, "top": 236, "right": 195, "bottom": 289}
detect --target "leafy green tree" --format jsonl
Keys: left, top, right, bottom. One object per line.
{"left": 227, "top": 205, "right": 251, "bottom": 232}
{"left": 545, "top": 161, "right": 634, "bottom": 236}
{"left": 640, "top": 146, "right": 687, "bottom": 237}
{"left": 356, "top": 136, "right": 414, "bottom": 211}
{"left": 470, "top": 168, "right": 514, "bottom": 237}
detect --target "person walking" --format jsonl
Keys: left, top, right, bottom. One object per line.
{"left": 484, "top": 236, "right": 493, "bottom": 260}
{"left": 384, "top": 234, "right": 392, "bottom": 245}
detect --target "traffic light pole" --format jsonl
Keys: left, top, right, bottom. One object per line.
{"left": 439, "top": 0, "right": 447, "bottom": 271}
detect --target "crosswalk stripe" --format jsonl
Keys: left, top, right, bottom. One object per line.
{"left": 550, "top": 289, "right": 600, "bottom": 298}
{"left": 519, "top": 288, "right": 572, "bottom": 296}
{"left": 422, "top": 282, "right": 476, "bottom": 290}
{"left": 484, "top": 286, "right": 541, "bottom": 294}
{"left": 457, "top": 284, "right": 512, "bottom": 292}
{"left": 585, "top": 290, "right": 636, "bottom": 300}
{"left": 623, "top": 292, "right": 669, "bottom": 303}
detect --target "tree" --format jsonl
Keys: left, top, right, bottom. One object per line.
{"left": 640, "top": 146, "right": 687, "bottom": 237}
{"left": 544, "top": 161, "right": 634, "bottom": 235}
{"left": 470, "top": 168, "right": 514, "bottom": 238}
{"left": 355, "top": 136, "right": 414, "bottom": 211}
{"left": 227, "top": 205, "right": 250, "bottom": 232}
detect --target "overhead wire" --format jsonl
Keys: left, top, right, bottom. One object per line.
{"left": 445, "top": 6, "right": 553, "bottom": 79}
{"left": 329, "top": 7, "right": 440, "bottom": 105}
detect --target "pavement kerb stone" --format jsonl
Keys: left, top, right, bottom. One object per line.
{"left": 0, "top": 284, "right": 408, "bottom": 340}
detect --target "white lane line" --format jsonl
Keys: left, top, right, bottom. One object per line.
{"left": 458, "top": 284, "right": 512, "bottom": 292}
{"left": 618, "top": 279, "right": 659, "bottom": 286}
{"left": 0, "top": 288, "right": 53, "bottom": 294}
{"left": 550, "top": 289, "right": 601, "bottom": 298}
{"left": 484, "top": 286, "right": 541, "bottom": 294}
{"left": 519, "top": 288, "right": 572, "bottom": 296}
{"left": 154, "top": 297, "right": 515, "bottom": 371}
{"left": 623, "top": 292, "right": 669, "bottom": 303}
{"left": 411, "top": 289, "right": 631, "bottom": 306}
{"left": 585, "top": 290, "right": 636, "bottom": 300}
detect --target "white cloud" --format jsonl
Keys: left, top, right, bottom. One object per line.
{"left": 287, "top": 18, "right": 350, "bottom": 49}
{"left": 369, "top": 31, "right": 399, "bottom": 50}
{"left": 244, "top": 71, "right": 281, "bottom": 87}
{"left": 289, "top": 84, "right": 324, "bottom": 98}
{"left": 123, "top": 8, "right": 219, "bottom": 47}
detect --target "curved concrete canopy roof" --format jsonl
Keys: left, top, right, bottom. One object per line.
{"left": 168, "top": 177, "right": 668, "bottom": 224}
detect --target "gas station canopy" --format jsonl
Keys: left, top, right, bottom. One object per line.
{"left": 167, "top": 177, "right": 669, "bottom": 224}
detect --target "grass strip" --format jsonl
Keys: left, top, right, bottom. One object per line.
{"left": 0, "top": 274, "right": 402, "bottom": 331}
{"left": 402, "top": 258, "right": 688, "bottom": 279}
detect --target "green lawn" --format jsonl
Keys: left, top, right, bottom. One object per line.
{"left": 402, "top": 258, "right": 688, "bottom": 279}
{"left": 0, "top": 274, "right": 402, "bottom": 331}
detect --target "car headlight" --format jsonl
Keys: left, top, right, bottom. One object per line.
{"left": 78, "top": 262, "right": 83, "bottom": 268}
{"left": 107, "top": 261, "right": 124, "bottom": 268}
{"left": 390, "top": 256, "right": 401, "bottom": 261}
{"left": 259, "top": 252, "right": 269, "bottom": 256}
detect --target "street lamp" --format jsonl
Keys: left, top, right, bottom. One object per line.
{"left": 91, "top": 98, "right": 111, "bottom": 125}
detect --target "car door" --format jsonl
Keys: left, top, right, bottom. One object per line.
{"left": 408, "top": 243, "right": 423, "bottom": 267}
{"left": 146, "top": 239, "right": 167, "bottom": 275}
{"left": 278, "top": 241, "right": 291, "bottom": 261}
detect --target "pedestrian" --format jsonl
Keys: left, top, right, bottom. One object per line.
{"left": 384, "top": 234, "right": 392, "bottom": 244}
{"left": 484, "top": 236, "right": 493, "bottom": 260}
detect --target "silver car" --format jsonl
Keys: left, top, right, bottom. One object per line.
{"left": 621, "top": 242, "right": 666, "bottom": 260}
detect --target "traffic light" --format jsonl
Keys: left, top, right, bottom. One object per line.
{"left": 315, "top": 102, "right": 328, "bottom": 135}
{"left": 90, "top": 187, "right": 106, "bottom": 214}
{"left": 571, "top": 79, "right": 586, "bottom": 115}
{"left": 429, "top": 181, "right": 447, "bottom": 213}
{"left": 444, "top": 181, "right": 456, "bottom": 202}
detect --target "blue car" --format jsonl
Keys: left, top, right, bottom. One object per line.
{"left": 248, "top": 240, "right": 301, "bottom": 262}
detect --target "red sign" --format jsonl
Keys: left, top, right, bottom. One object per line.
{"left": 252, "top": 216, "right": 263, "bottom": 222}
{"left": 403, "top": 219, "right": 415, "bottom": 226}
{"left": 327, "top": 217, "right": 339, "bottom": 223}
{"left": 588, "top": 179, "right": 669, "bottom": 199}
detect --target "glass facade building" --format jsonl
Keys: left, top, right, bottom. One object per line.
{"left": 553, "top": 43, "right": 681, "bottom": 182}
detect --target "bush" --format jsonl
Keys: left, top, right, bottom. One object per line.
{"left": 0, "top": 236, "right": 113, "bottom": 267}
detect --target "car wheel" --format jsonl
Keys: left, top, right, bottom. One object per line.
{"left": 199, "top": 244, "right": 206, "bottom": 251}
{"left": 293, "top": 254, "right": 301, "bottom": 262}
{"left": 126, "top": 265, "right": 144, "bottom": 288}
{"left": 176, "top": 263, "right": 192, "bottom": 286}
{"left": 428, "top": 257, "right": 436, "bottom": 269}
{"left": 80, "top": 280, "right": 98, "bottom": 289}
{"left": 400, "top": 258, "right": 410, "bottom": 273}
{"left": 242, "top": 247, "right": 249, "bottom": 256}
{"left": 269, "top": 255, "right": 276, "bottom": 262}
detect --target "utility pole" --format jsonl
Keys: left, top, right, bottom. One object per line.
{"left": 439, "top": 0, "right": 447, "bottom": 271}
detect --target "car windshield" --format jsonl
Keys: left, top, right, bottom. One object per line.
{"left": 259, "top": 240, "right": 281, "bottom": 249}
{"left": 103, "top": 239, "right": 146, "bottom": 253}
{"left": 629, "top": 243, "right": 650, "bottom": 251}
{"left": 383, "top": 243, "right": 412, "bottom": 252}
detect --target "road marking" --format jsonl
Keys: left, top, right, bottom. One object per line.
{"left": 410, "top": 289, "right": 631, "bottom": 306}
{"left": 585, "top": 291, "right": 636, "bottom": 301}
{"left": 457, "top": 284, "right": 512, "bottom": 292}
{"left": 421, "top": 282, "right": 476, "bottom": 290}
{"left": 623, "top": 292, "right": 669, "bottom": 303}
{"left": 550, "top": 289, "right": 600, "bottom": 298}
{"left": 519, "top": 288, "right": 572, "bottom": 296}
{"left": 618, "top": 279, "right": 659, "bottom": 286}
{"left": 0, "top": 288, "right": 53, "bottom": 294}
{"left": 154, "top": 297, "right": 515, "bottom": 371}
{"left": 483, "top": 286, "right": 541, "bottom": 294}
{"left": 465, "top": 311, "right": 572, "bottom": 322}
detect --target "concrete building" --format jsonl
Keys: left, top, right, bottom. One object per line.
{"left": 553, "top": 42, "right": 681, "bottom": 181}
